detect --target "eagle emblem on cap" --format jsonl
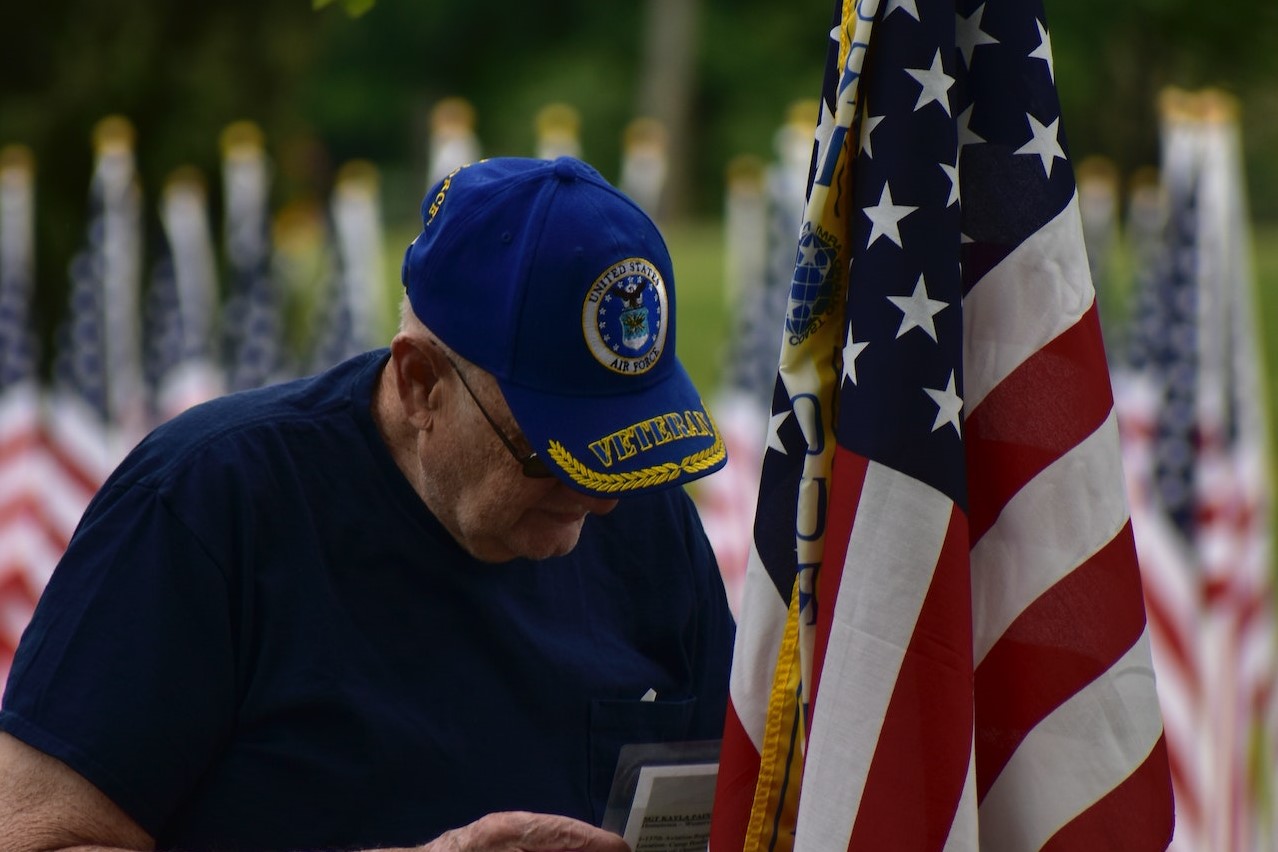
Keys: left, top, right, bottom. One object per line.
{"left": 583, "top": 258, "right": 669, "bottom": 375}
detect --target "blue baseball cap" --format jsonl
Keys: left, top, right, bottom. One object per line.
{"left": 401, "top": 156, "right": 725, "bottom": 497}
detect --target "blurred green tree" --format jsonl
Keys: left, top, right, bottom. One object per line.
{"left": 2, "top": 0, "right": 1276, "bottom": 371}
{"left": 314, "top": 0, "right": 377, "bottom": 17}
{"left": 1046, "top": 0, "right": 1278, "bottom": 215}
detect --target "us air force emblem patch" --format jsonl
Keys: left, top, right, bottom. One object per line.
{"left": 582, "top": 257, "right": 668, "bottom": 375}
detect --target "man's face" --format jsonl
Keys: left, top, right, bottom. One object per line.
{"left": 420, "top": 361, "right": 618, "bottom": 563}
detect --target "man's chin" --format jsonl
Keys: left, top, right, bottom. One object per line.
{"left": 514, "top": 518, "right": 587, "bottom": 561}
{"left": 466, "top": 519, "right": 587, "bottom": 563}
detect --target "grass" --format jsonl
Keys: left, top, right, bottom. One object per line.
{"left": 665, "top": 219, "right": 732, "bottom": 394}
{"left": 1255, "top": 223, "right": 1278, "bottom": 420}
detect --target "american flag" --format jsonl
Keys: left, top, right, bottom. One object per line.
{"left": 220, "top": 121, "right": 286, "bottom": 392}
{"left": 46, "top": 115, "right": 146, "bottom": 520}
{"left": 0, "top": 145, "right": 50, "bottom": 680}
{"left": 309, "top": 160, "right": 387, "bottom": 373}
{"left": 699, "top": 119, "right": 820, "bottom": 614}
{"left": 427, "top": 97, "right": 482, "bottom": 190}
{"left": 146, "top": 167, "right": 225, "bottom": 423}
{"left": 1116, "top": 89, "right": 1274, "bottom": 852}
{"left": 709, "top": 0, "right": 1174, "bottom": 849}
{"left": 22, "top": 117, "right": 149, "bottom": 683}
{"left": 700, "top": 145, "right": 798, "bottom": 615}
{"left": 618, "top": 117, "right": 670, "bottom": 221}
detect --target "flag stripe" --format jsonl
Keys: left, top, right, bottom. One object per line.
{"left": 964, "top": 304, "right": 1113, "bottom": 543}
{"left": 726, "top": 539, "right": 791, "bottom": 748}
{"left": 941, "top": 752, "right": 979, "bottom": 852}
{"left": 970, "top": 409, "right": 1130, "bottom": 662}
{"left": 794, "top": 457, "right": 962, "bottom": 848}
{"left": 962, "top": 196, "right": 1093, "bottom": 413}
{"left": 974, "top": 520, "right": 1146, "bottom": 798}
{"left": 710, "top": 701, "right": 763, "bottom": 852}
{"left": 843, "top": 495, "right": 973, "bottom": 851}
{"left": 741, "top": 587, "right": 806, "bottom": 851}
{"left": 806, "top": 448, "right": 869, "bottom": 712}
{"left": 977, "top": 630, "right": 1166, "bottom": 850}
{"left": 1161, "top": 731, "right": 1204, "bottom": 845}
{"left": 1041, "top": 735, "right": 1175, "bottom": 852}
{"left": 1139, "top": 556, "right": 1199, "bottom": 682}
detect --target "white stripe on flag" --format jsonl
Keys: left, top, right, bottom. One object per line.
{"left": 971, "top": 410, "right": 1129, "bottom": 663}
{"left": 978, "top": 629, "right": 1165, "bottom": 851}
{"left": 794, "top": 462, "right": 954, "bottom": 848}
{"left": 726, "top": 538, "right": 791, "bottom": 751}
{"left": 963, "top": 195, "right": 1093, "bottom": 412}
{"left": 942, "top": 746, "right": 979, "bottom": 852}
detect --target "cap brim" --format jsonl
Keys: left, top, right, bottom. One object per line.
{"left": 498, "top": 359, "right": 726, "bottom": 498}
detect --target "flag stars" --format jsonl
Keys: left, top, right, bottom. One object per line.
{"left": 1029, "top": 19, "right": 1055, "bottom": 82}
{"left": 1016, "top": 113, "right": 1066, "bottom": 177}
{"left": 842, "top": 324, "right": 870, "bottom": 386}
{"left": 888, "top": 275, "right": 948, "bottom": 341}
{"left": 798, "top": 240, "right": 829, "bottom": 271}
{"left": 957, "top": 4, "right": 999, "bottom": 69}
{"left": 863, "top": 183, "right": 917, "bottom": 249}
{"left": 957, "top": 104, "right": 985, "bottom": 149}
{"left": 883, "top": 0, "right": 920, "bottom": 21}
{"left": 860, "top": 114, "right": 885, "bottom": 159}
{"left": 905, "top": 50, "right": 955, "bottom": 116}
{"left": 813, "top": 97, "right": 838, "bottom": 181}
{"left": 940, "top": 160, "right": 960, "bottom": 207}
{"left": 767, "top": 409, "right": 790, "bottom": 455}
{"left": 924, "top": 371, "right": 963, "bottom": 435}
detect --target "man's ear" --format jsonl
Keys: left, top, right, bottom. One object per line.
{"left": 388, "top": 334, "right": 448, "bottom": 430}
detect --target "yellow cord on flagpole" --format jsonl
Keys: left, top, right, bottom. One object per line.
{"left": 740, "top": 1, "right": 878, "bottom": 849}
{"left": 742, "top": 577, "right": 809, "bottom": 852}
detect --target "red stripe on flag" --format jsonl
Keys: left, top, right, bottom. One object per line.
{"left": 0, "top": 429, "right": 42, "bottom": 463}
{"left": 965, "top": 306, "right": 1112, "bottom": 543}
{"left": 846, "top": 504, "right": 972, "bottom": 850}
{"left": 708, "top": 701, "right": 762, "bottom": 852}
{"left": 0, "top": 569, "right": 41, "bottom": 669}
{"left": 974, "top": 521, "right": 1147, "bottom": 800}
{"left": 1140, "top": 574, "right": 1198, "bottom": 689}
{"left": 1041, "top": 735, "right": 1175, "bottom": 852}
{"left": 1162, "top": 729, "right": 1203, "bottom": 837}
{"left": 807, "top": 447, "right": 870, "bottom": 714}
{"left": 0, "top": 492, "right": 69, "bottom": 554}
{"left": 44, "top": 438, "right": 105, "bottom": 500}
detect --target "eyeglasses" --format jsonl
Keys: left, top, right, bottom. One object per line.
{"left": 439, "top": 351, "right": 554, "bottom": 479}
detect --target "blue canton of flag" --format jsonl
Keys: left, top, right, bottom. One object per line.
{"left": 54, "top": 168, "right": 112, "bottom": 425}
{"left": 145, "top": 239, "right": 185, "bottom": 408}
{"left": 1146, "top": 171, "right": 1201, "bottom": 542}
{"left": 835, "top": 0, "right": 964, "bottom": 507}
{"left": 0, "top": 144, "right": 46, "bottom": 683}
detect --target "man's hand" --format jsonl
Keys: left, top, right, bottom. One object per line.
{"left": 420, "top": 812, "right": 629, "bottom": 852}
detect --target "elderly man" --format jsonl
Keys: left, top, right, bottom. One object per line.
{"left": 0, "top": 157, "right": 733, "bottom": 851}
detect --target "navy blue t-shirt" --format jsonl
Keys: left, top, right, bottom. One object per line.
{"left": 0, "top": 351, "right": 734, "bottom": 851}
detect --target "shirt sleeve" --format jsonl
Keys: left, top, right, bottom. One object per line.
{"left": 0, "top": 480, "right": 237, "bottom": 837}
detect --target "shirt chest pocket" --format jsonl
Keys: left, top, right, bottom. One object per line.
{"left": 587, "top": 696, "right": 696, "bottom": 824}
